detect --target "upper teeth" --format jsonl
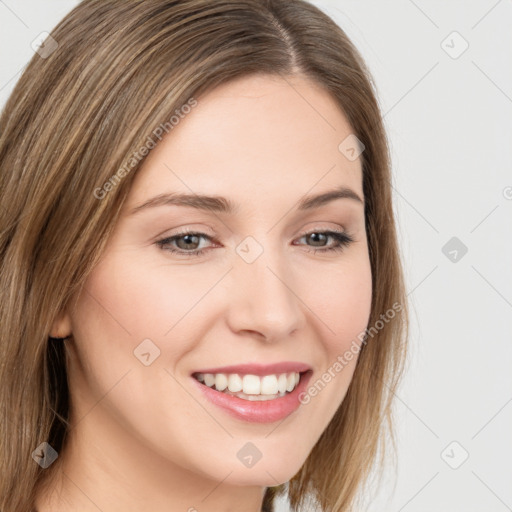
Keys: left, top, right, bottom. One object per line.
{"left": 195, "top": 372, "right": 301, "bottom": 395}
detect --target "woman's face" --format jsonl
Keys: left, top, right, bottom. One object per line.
{"left": 58, "top": 73, "right": 372, "bottom": 488}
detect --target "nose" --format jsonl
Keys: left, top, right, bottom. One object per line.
{"left": 224, "top": 243, "right": 305, "bottom": 342}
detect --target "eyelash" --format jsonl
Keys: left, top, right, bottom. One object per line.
{"left": 155, "top": 228, "right": 355, "bottom": 258}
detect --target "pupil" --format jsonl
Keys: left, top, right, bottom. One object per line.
{"left": 309, "top": 233, "right": 326, "bottom": 246}
{"left": 178, "top": 234, "right": 199, "bottom": 249}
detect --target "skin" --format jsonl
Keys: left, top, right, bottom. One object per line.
{"left": 40, "top": 73, "right": 372, "bottom": 512}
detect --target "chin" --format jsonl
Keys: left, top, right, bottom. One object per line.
{"left": 225, "top": 455, "right": 307, "bottom": 487}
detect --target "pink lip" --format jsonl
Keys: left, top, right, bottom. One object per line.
{"left": 191, "top": 361, "right": 312, "bottom": 376}
{"left": 191, "top": 370, "right": 313, "bottom": 423}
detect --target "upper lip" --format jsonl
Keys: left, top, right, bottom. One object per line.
{"left": 191, "top": 362, "right": 312, "bottom": 376}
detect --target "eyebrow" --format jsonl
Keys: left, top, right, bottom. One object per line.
{"left": 129, "top": 185, "right": 363, "bottom": 216}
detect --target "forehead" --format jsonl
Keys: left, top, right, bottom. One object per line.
{"left": 127, "top": 73, "right": 363, "bottom": 208}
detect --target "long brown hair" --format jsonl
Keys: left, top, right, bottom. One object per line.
{"left": 0, "top": 1, "right": 408, "bottom": 510}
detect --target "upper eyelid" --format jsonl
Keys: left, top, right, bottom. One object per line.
{"left": 162, "top": 227, "right": 348, "bottom": 238}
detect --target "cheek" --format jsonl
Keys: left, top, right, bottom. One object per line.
{"left": 66, "top": 251, "right": 228, "bottom": 405}
{"left": 76, "top": 253, "right": 218, "bottom": 344}
{"left": 65, "top": 255, "right": 213, "bottom": 462}
{"left": 305, "top": 257, "right": 372, "bottom": 350}
{"left": 296, "top": 257, "right": 372, "bottom": 412}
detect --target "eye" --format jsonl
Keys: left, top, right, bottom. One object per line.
{"left": 156, "top": 229, "right": 215, "bottom": 257}
{"left": 155, "top": 228, "right": 355, "bottom": 257}
{"left": 294, "top": 230, "right": 354, "bottom": 255}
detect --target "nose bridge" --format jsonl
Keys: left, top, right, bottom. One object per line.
{"left": 227, "top": 235, "right": 303, "bottom": 339}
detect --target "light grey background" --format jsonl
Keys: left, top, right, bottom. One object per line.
{"left": 1, "top": 1, "right": 511, "bottom": 511}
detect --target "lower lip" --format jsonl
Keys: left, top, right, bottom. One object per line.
{"left": 192, "top": 371, "right": 313, "bottom": 423}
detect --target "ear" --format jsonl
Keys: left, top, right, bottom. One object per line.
{"left": 49, "top": 307, "right": 72, "bottom": 339}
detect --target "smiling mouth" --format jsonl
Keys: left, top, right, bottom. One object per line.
{"left": 192, "top": 371, "right": 307, "bottom": 401}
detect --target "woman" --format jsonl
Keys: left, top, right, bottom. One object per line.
{"left": 0, "top": 1, "right": 408, "bottom": 511}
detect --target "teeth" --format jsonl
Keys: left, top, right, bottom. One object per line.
{"left": 277, "top": 374, "right": 287, "bottom": 394}
{"left": 195, "top": 371, "right": 302, "bottom": 398}
{"left": 243, "top": 375, "right": 261, "bottom": 395}
{"left": 286, "top": 373, "right": 295, "bottom": 392}
{"left": 261, "top": 375, "right": 278, "bottom": 395}
{"left": 228, "top": 373, "right": 243, "bottom": 392}
{"left": 215, "top": 373, "right": 228, "bottom": 391}
{"left": 204, "top": 373, "right": 215, "bottom": 387}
